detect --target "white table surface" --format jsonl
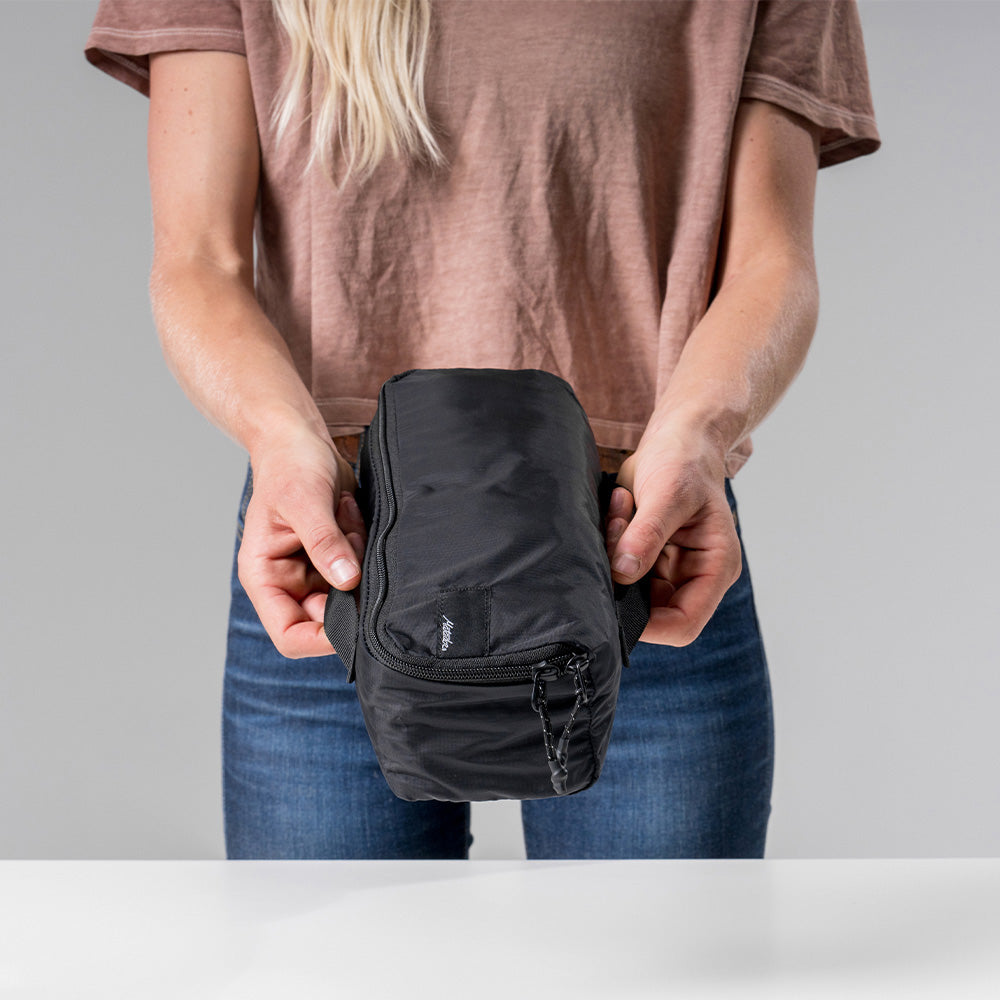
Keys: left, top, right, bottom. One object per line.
{"left": 1, "top": 859, "right": 998, "bottom": 999}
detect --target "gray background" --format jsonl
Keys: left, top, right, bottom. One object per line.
{"left": 2, "top": 1, "right": 996, "bottom": 859}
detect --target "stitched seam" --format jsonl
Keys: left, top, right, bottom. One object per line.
{"left": 741, "top": 71, "right": 878, "bottom": 128}
{"left": 90, "top": 26, "right": 244, "bottom": 39}
{"left": 483, "top": 587, "right": 493, "bottom": 656}
{"left": 98, "top": 50, "right": 149, "bottom": 80}
{"left": 819, "top": 134, "right": 871, "bottom": 154}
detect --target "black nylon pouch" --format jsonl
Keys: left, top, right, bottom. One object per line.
{"left": 324, "top": 368, "right": 651, "bottom": 802}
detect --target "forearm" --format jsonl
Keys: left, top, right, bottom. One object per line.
{"left": 644, "top": 255, "right": 820, "bottom": 461}
{"left": 149, "top": 257, "right": 330, "bottom": 457}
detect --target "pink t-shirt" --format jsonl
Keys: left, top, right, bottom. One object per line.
{"left": 84, "top": 0, "right": 881, "bottom": 478}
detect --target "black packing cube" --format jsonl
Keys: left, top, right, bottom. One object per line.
{"left": 324, "top": 368, "right": 651, "bottom": 802}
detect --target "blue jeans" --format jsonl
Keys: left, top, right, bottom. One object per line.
{"left": 222, "top": 432, "right": 774, "bottom": 859}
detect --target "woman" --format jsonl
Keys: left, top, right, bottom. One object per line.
{"left": 84, "top": 0, "right": 881, "bottom": 859}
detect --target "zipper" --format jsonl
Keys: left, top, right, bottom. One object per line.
{"left": 361, "top": 379, "right": 591, "bottom": 685}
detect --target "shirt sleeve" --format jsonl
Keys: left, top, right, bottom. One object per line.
{"left": 83, "top": 0, "right": 245, "bottom": 99}
{"left": 740, "top": 0, "right": 882, "bottom": 168}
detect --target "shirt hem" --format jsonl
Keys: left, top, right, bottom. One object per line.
{"left": 315, "top": 398, "right": 647, "bottom": 450}
{"left": 316, "top": 399, "right": 751, "bottom": 479}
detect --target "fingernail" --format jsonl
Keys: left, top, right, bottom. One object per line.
{"left": 609, "top": 488, "right": 626, "bottom": 516}
{"left": 330, "top": 557, "right": 359, "bottom": 586}
{"left": 612, "top": 552, "right": 639, "bottom": 577}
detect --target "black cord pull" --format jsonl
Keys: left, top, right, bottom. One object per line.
{"left": 530, "top": 652, "right": 592, "bottom": 795}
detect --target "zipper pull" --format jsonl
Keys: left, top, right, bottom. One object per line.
{"left": 530, "top": 661, "right": 561, "bottom": 714}
{"left": 567, "top": 651, "right": 593, "bottom": 705}
{"left": 530, "top": 650, "right": 592, "bottom": 795}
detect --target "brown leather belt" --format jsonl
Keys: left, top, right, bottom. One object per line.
{"left": 332, "top": 433, "right": 632, "bottom": 475}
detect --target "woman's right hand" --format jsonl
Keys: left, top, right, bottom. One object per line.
{"left": 237, "top": 421, "right": 368, "bottom": 659}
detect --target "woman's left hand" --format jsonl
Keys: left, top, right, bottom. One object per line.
{"left": 604, "top": 424, "right": 742, "bottom": 646}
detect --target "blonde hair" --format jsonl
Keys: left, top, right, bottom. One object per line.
{"left": 268, "top": 0, "right": 447, "bottom": 189}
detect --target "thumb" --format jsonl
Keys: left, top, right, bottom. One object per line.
{"left": 610, "top": 506, "right": 665, "bottom": 583}
{"left": 289, "top": 498, "right": 361, "bottom": 591}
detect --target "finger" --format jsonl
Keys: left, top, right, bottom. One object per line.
{"left": 337, "top": 491, "right": 367, "bottom": 540}
{"left": 648, "top": 575, "right": 677, "bottom": 607}
{"left": 301, "top": 587, "right": 332, "bottom": 625}
{"left": 644, "top": 570, "right": 729, "bottom": 646}
{"left": 250, "top": 583, "right": 337, "bottom": 659}
{"left": 651, "top": 543, "right": 719, "bottom": 580}
{"left": 336, "top": 493, "right": 367, "bottom": 568}
{"left": 302, "top": 571, "right": 361, "bottom": 627}
{"left": 241, "top": 544, "right": 328, "bottom": 598}
{"left": 605, "top": 486, "right": 636, "bottom": 553}
{"left": 643, "top": 533, "right": 741, "bottom": 645}
{"left": 239, "top": 548, "right": 334, "bottom": 644}
{"left": 605, "top": 515, "right": 629, "bottom": 552}
{"left": 611, "top": 489, "right": 738, "bottom": 584}
{"left": 238, "top": 522, "right": 343, "bottom": 657}
{"left": 610, "top": 509, "right": 673, "bottom": 583}
{"left": 607, "top": 485, "right": 635, "bottom": 521}
{"left": 345, "top": 529, "right": 365, "bottom": 565}
{"left": 301, "top": 520, "right": 364, "bottom": 625}
{"left": 282, "top": 487, "right": 361, "bottom": 590}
